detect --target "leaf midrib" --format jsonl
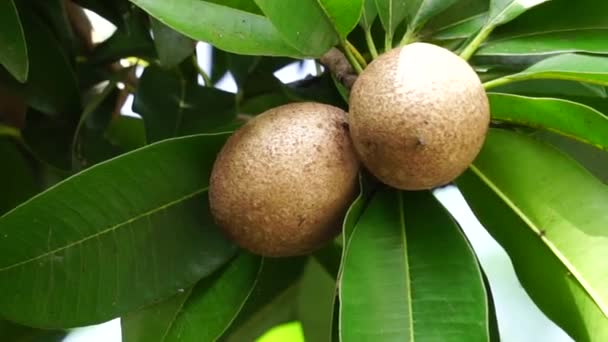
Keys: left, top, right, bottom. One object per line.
{"left": 398, "top": 192, "right": 415, "bottom": 341}
{"left": 469, "top": 164, "right": 608, "bottom": 317}
{"left": 0, "top": 187, "right": 208, "bottom": 273}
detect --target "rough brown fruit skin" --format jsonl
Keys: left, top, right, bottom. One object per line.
{"left": 209, "top": 102, "right": 359, "bottom": 257}
{"left": 349, "top": 42, "right": 490, "bottom": 190}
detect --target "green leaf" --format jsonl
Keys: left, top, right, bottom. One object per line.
{"left": 317, "top": 0, "right": 364, "bottom": 40}
{"left": 150, "top": 18, "right": 195, "bottom": 68}
{"left": 297, "top": 259, "right": 336, "bottom": 342}
{"left": 457, "top": 129, "right": 608, "bottom": 341}
{"left": 488, "top": 93, "right": 608, "bottom": 150}
{"left": 406, "top": 0, "right": 460, "bottom": 31}
{"left": 0, "top": 133, "right": 237, "bottom": 328}
{"left": 73, "top": 82, "right": 121, "bottom": 169}
{"left": 485, "top": 54, "right": 608, "bottom": 89}
{"left": 359, "top": 0, "right": 378, "bottom": 31}
{"left": 254, "top": 0, "right": 339, "bottom": 56}
{"left": 21, "top": 109, "right": 77, "bottom": 170}
{"left": 220, "top": 257, "right": 307, "bottom": 341}
{"left": 129, "top": 0, "right": 305, "bottom": 57}
{"left": 31, "top": 0, "right": 80, "bottom": 59}
{"left": 105, "top": 115, "right": 147, "bottom": 152}
{"left": 535, "top": 131, "right": 608, "bottom": 184}
{"left": 204, "top": 0, "right": 263, "bottom": 15}
{"left": 122, "top": 252, "right": 262, "bottom": 342}
{"left": 374, "top": 0, "right": 408, "bottom": 37}
{"left": 134, "top": 66, "right": 236, "bottom": 143}
{"left": 0, "top": 0, "right": 28, "bottom": 82}
{"left": 425, "top": 0, "right": 488, "bottom": 35}
{"left": 90, "top": 8, "right": 156, "bottom": 64}
{"left": 479, "top": 29, "right": 608, "bottom": 56}
{"left": 433, "top": 13, "right": 487, "bottom": 40}
{"left": 0, "top": 139, "right": 38, "bottom": 215}
{"left": 340, "top": 189, "right": 488, "bottom": 341}
{"left": 1, "top": 3, "right": 80, "bottom": 115}
{"left": 479, "top": 0, "right": 608, "bottom": 56}
{"left": 487, "top": 0, "right": 550, "bottom": 28}
{"left": 0, "top": 320, "right": 66, "bottom": 342}
{"left": 487, "top": 79, "right": 608, "bottom": 99}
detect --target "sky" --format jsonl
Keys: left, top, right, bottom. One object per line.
{"left": 61, "top": 11, "right": 573, "bottom": 342}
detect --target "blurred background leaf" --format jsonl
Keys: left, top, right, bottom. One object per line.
{"left": 0, "top": 0, "right": 28, "bottom": 82}
{"left": 134, "top": 65, "right": 236, "bottom": 142}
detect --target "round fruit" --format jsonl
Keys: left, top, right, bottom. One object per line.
{"left": 349, "top": 42, "right": 490, "bottom": 190}
{"left": 209, "top": 102, "right": 359, "bottom": 257}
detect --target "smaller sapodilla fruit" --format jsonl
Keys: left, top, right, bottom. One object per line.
{"left": 349, "top": 42, "right": 490, "bottom": 190}
{"left": 209, "top": 102, "right": 359, "bottom": 257}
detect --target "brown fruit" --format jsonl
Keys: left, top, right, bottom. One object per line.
{"left": 349, "top": 42, "right": 490, "bottom": 190}
{"left": 209, "top": 102, "right": 359, "bottom": 257}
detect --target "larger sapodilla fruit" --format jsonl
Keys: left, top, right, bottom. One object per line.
{"left": 209, "top": 102, "right": 359, "bottom": 257}
{"left": 349, "top": 42, "right": 490, "bottom": 190}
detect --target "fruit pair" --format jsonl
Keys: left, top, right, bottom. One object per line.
{"left": 209, "top": 43, "right": 490, "bottom": 257}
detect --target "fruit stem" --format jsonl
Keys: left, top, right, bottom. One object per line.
{"left": 384, "top": 32, "right": 393, "bottom": 53}
{"left": 342, "top": 43, "right": 364, "bottom": 74}
{"left": 483, "top": 76, "right": 513, "bottom": 90}
{"left": 459, "top": 24, "right": 495, "bottom": 61}
{"left": 399, "top": 28, "right": 416, "bottom": 46}
{"left": 365, "top": 29, "right": 379, "bottom": 59}
{"left": 345, "top": 40, "right": 368, "bottom": 69}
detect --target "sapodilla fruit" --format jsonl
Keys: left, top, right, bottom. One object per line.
{"left": 349, "top": 42, "right": 490, "bottom": 190}
{"left": 209, "top": 102, "right": 359, "bottom": 257}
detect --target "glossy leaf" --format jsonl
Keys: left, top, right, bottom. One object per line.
{"left": 150, "top": 18, "right": 195, "bottom": 68}
{"left": 318, "top": 0, "right": 364, "bottom": 40}
{"left": 488, "top": 93, "right": 608, "bottom": 150}
{"left": 374, "top": 0, "right": 408, "bottom": 37}
{"left": 433, "top": 13, "right": 487, "bottom": 40}
{"left": 487, "top": 79, "right": 608, "bottom": 99}
{"left": 487, "top": 0, "right": 550, "bottom": 28}
{"left": 204, "top": 0, "right": 263, "bottom": 15}
{"left": 254, "top": 0, "right": 338, "bottom": 56}
{"left": 0, "top": 0, "right": 28, "bottom": 82}
{"left": 122, "top": 252, "right": 262, "bottom": 342}
{"left": 0, "top": 133, "right": 237, "bottom": 328}
{"left": 535, "top": 131, "right": 608, "bottom": 184}
{"left": 297, "top": 259, "right": 336, "bottom": 342}
{"left": 479, "top": 0, "right": 608, "bottom": 56}
{"left": 134, "top": 66, "right": 236, "bottom": 142}
{"left": 426, "top": 0, "right": 488, "bottom": 35}
{"left": 457, "top": 129, "right": 608, "bottom": 341}
{"left": 130, "top": 0, "right": 304, "bottom": 57}
{"left": 220, "top": 257, "right": 307, "bottom": 341}
{"left": 479, "top": 29, "right": 608, "bottom": 56}
{"left": 486, "top": 54, "right": 608, "bottom": 89}
{"left": 340, "top": 189, "right": 489, "bottom": 341}
{"left": 359, "top": 0, "right": 378, "bottom": 30}
{"left": 406, "top": 0, "right": 460, "bottom": 31}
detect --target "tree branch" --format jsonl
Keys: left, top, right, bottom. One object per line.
{"left": 320, "top": 48, "right": 359, "bottom": 89}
